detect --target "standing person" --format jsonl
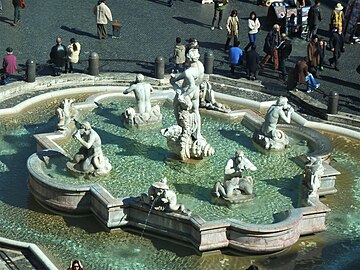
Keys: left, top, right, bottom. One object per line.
{"left": 1, "top": 47, "right": 17, "bottom": 85}
{"left": 229, "top": 41, "right": 243, "bottom": 75}
{"left": 65, "top": 38, "right": 81, "bottom": 73}
{"left": 261, "top": 24, "right": 281, "bottom": 69}
{"left": 307, "top": 35, "right": 320, "bottom": 76}
{"left": 330, "top": 3, "right": 344, "bottom": 31}
{"left": 172, "top": 37, "right": 186, "bottom": 73}
{"left": 93, "top": 0, "right": 113, "bottom": 39}
{"left": 328, "top": 27, "right": 344, "bottom": 71}
{"left": 225, "top": 9, "right": 239, "bottom": 52}
{"left": 49, "top": 37, "right": 67, "bottom": 76}
{"left": 12, "top": 0, "right": 24, "bottom": 26}
{"left": 248, "top": 11, "right": 261, "bottom": 45}
{"left": 276, "top": 33, "right": 292, "bottom": 80}
{"left": 317, "top": 37, "right": 326, "bottom": 70}
{"left": 245, "top": 44, "right": 260, "bottom": 80}
{"left": 306, "top": 0, "right": 322, "bottom": 41}
{"left": 210, "top": 0, "right": 229, "bottom": 31}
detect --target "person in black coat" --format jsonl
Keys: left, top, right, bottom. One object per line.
{"left": 49, "top": 37, "right": 67, "bottom": 76}
{"left": 261, "top": 24, "right": 280, "bottom": 68}
{"left": 328, "top": 27, "right": 344, "bottom": 71}
{"left": 276, "top": 33, "right": 292, "bottom": 80}
{"left": 306, "top": 0, "right": 322, "bottom": 41}
{"left": 245, "top": 44, "right": 260, "bottom": 80}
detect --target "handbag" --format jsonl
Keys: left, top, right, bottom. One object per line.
{"left": 20, "top": 0, "right": 26, "bottom": 9}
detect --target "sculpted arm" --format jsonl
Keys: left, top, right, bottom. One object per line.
{"left": 74, "top": 131, "right": 96, "bottom": 149}
{"left": 278, "top": 106, "right": 294, "bottom": 124}
{"left": 123, "top": 85, "right": 136, "bottom": 95}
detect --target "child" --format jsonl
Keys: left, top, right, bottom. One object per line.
{"left": 172, "top": 37, "right": 186, "bottom": 73}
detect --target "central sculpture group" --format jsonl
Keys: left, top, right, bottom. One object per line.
{"left": 55, "top": 48, "right": 323, "bottom": 216}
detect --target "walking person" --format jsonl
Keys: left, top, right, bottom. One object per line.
{"left": 1, "top": 47, "right": 17, "bottom": 85}
{"left": 328, "top": 27, "right": 344, "bottom": 71}
{"left": 49, "top": 37, "right": 67, "bottom": 76}
{"left": 307, "top": 35, "right": 320, "bottom": 76}
{"left": 225, "top": 9, "right": 239, "bottom": 52}
{"left": 65, "top": 38, "right": 81, "bottom": 73}
{"left": 93, "top": 0, "right": 113, "bottom": 39}
{"left": 306, "top": 0, "right": 322, "bottom": 41}
{"left": 261, "top": 24, "right": 281, "bottom": 69}
{"left": 211, "top": 0, "right": 229, "bottom": 31}
{"left": 330, "top": 3, "right": 344, "bottom": 31}
{"left": 12, "top": 0, "right": 25, "bottom": 26}
{"left": 276, "top": 33, "right": 292, "bottom": 81}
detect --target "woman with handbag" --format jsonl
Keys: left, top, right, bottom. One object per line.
{"left": 225, "top": 9, "right": 239, "bottom": 52}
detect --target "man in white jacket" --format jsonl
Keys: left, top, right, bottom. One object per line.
{"left": 93, "top": 0, "right": 113, "bottom": 39}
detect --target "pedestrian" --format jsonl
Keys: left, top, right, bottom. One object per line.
{"left": 307, "top": 35, "right": 320, "bottom": 76}
{"left": 276, "top": 33, "right": 292, "bottom": 80}
{"left": 1, "top": 47, "right": 17, "bottom": 85}
{"left": 330, "top": 3, "right": 344, "bottom": 31}
{"left": 245, "top": 44, "right": 260, "bottom": 80}
{"left": 261, "top": 24, "right": 281, "bottom": 69}
{"left": 211, "top": 0, "right": 229, "bottom": 31}
{"left": 12, "top": 0, "right": 25, "bottom": 26}
{"left": 225, "top": 9, "right": 239, "bottom": 52}
{"left": 229, "top": 41, "right": 243, "bottom": 75}
{"left": 328, "top": 27, "right": 344, "bottom": 71}
{"left": 65, "top": 38, "right": 81, "bottom": 73}
{"left": 172, "top": 37, "right": 186, "bottom": 73}
{"left": 49, "top": 37, "right": 67, "bottom": 76}
{"left": 306, "top": 0, "right": 322, "bottom": 41}
{"left": 248, "top": 11, "right": 261, "bottom": 45}
{"left": 318, "top": 37, "right": 326, "bottom": 70}
{"left": 93, "top": 0, "right": 113, "bottom": 39}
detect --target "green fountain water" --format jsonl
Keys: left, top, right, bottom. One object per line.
{"left": 0, "top": 98, "right": 359, "bottom": 269}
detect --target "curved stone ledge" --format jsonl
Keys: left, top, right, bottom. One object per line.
{"left": 27, "top": 149, "right": 330, "bottom": 253}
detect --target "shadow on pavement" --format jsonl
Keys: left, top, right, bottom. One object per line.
{"left": 60, "top": 26, "right": 98, "bottom": 39}
{"left": 172, "top": 16, "right": 210, "bottom": 28}
{"left": 0, "top": 16, "right": 13, "bottom": 25}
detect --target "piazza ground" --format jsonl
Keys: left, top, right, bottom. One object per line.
{"left": 0, "top": 0, "right": 359, "bottom": 115}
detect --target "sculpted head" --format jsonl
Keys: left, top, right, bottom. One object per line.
{"left": 135, "top": 73, "right": 144, "bottom": 83}
{"left": 187, "top": 49, "right": 200, "bottom": 62}
{"left": 276, "top": 96, "right": 288, "bottom": 106}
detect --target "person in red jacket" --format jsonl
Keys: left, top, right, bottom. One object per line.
{"left": 2, "top": 47, "right": 17, "bottom": 85}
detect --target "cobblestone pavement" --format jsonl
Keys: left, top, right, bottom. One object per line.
{"left": 0, "top": 0, "right": 359, "bottom": 115}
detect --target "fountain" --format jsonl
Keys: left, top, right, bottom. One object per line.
{"left": 0, "top": 71, "right": 359, "bottom": 269}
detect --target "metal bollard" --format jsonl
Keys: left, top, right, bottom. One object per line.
{"left": 204, "top": 51, "right": 214, "bottom": 74}
{"left": 328, "top": 91, "right": 339, "bottom": 114}
{"left": 88, "top": 52, "right": 99, "bottom": 76}
{"left": 154, "top": 56, "right": 165, "bottom": 79}
{"left": 26, "top": 59, "right": 36, "bottom": 83}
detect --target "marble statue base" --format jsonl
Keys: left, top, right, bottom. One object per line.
{"left": 252, "top": 129, "right": 290, "bottom": 150}
{"left": 122, "top": 105, "right": 162, "bottom": 128}
{"left": 161, "top": 125, "right": 215, "bottom": 160}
